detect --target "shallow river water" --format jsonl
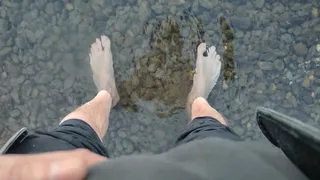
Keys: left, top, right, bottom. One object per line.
{"left": 0, "top": 0, "right": 319, "bottom": 157}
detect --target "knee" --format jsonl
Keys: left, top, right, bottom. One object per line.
{"left": 191, "top": 97, "right": 227, "bottom": 125}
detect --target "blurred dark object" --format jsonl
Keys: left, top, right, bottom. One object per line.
{"left": 256, "top": 107, "right": 320, "bottom": 180}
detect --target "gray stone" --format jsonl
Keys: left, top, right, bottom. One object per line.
{"left": 22, "top": 65, "right": 36, "bottom": 75}
{"left": 153, "top": 129, "right": 166, "bottom": 139}
{"left": 280, "top": 33, "right": 293, "bottom": 44}
{"left": 36, "top": 72, "right": 53, "bottom": 84}
{"left": 254, "top": 69, "right": 263, "bottom": 78}
{"left": 138, "top": 115, "right": 152, "bottom": 125}
{"left": 0, "top": 47, "right": 12, "bottom": 57}
{"left": 302, "top": 93, "right": 313, "bottom": 104}
{"left": 293, "top": 42, "right": 308, "bottom": 56}
{"left": 54, "top": 1, "right": 64, "bottom": 12}
{"left": 122, "top": 139, "right": 134, "bottom": 154}
{"left": 64, "top": 76, "right": 75, "bottom": 90}
{"left": 45, "top": 3, "right": 55, "bottom": 15}
{"left": 138, "top": 1, "right": 151, "bottom": 22}
{"left": 31, "top": 88, "right": 39, "bottom": 98}
{"left": 10, "top": 109, "right": 21, "bottom": 118}
{"left": 26, "top": 30, "right": 37, "bottom": 44}
{"left": 302, "top": 76, "right": 311, "bottom": 88}
{"left": 151, "top": 4, "right": 164, "bottom": 14}
{"left": 115, "top": 138, "right": 124, "bottom": 152}
{"left": 230, "top": 16, "right": 252, "bottom": 31}
{"left": 0, "top": 40, "right": 5, "bottom": 50}
{"left": 199, "top": 0, "right": 218, "bottom": 9}
{"left": 258, "top": 61, "right": 273, "bottom": 70}
{"left": 255, "top": 83, "right": 266, "bottom": 92}
{"left": 117, "top": 128, "right": 127, "bottom": 138}
{"left": 0, "top": 18, "right": 9, "bottom": 30}
{"left": 5, "top": 61, "right": 19, "bottom": 78}
{"left": 252, "top": 0, "right": 265, "bottom": 8}
{"left": 274, "top": 59, "right": 284, "bottom": 70}
{"left": 235, "top": 31, "right": 244, "bottom": 38}
{"left": 286, "top": 92, "right": 297, "bottom": 107}
{"left": 11, "top": 90, "right": 20, "bottom": 104}
{"left": 35, "top": 30, "right": 45, "bottom": 44}
{"left": 36, "top": 48, "right": 47, "bottom": 60}
{"left": 286, "top": 71, "right": 293, "bottom": 80}
{"left": 130, "top": 124, "right": 140, "bottom": 134}
{"left": 233, "top": 126, "right": 245, "bottom": 136}
{"left": 10, "top": 76, "right": 25, "bottom": 86}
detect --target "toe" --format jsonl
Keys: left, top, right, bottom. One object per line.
{"left": 101, "top": 35, "right": 111, "bottom": 50}
{"left": 216, "top": 54, "right": 221, "bottom": 61}
{"left": 91, "top": 43, "right": 98, "bottom": 54}
{"left": 96, "top": 38, "right": 102, "bottom": 52}
{"left": 197, "top": 43, "right": 206, "bottom": 57}
{"left": 208, "top": 46, "right": 217, "bottom": 57}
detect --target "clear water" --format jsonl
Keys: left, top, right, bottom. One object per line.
{"left": 0, "top": 0, "right": 319, "bottom": 157}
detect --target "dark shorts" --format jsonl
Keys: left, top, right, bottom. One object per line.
{"left": 8, "top": 119, "right": 108, "bottom": 157}
{"left": 8, "top": 117, "right": 240, "bottom": 157}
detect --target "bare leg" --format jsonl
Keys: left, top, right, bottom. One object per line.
{"left": 60, "top": 35, "right": 119, "bottom": 140}
{"left": 187, "top": 43, "right": 227, "bottom": 125}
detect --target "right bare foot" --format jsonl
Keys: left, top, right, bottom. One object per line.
{"left": 90, "top": 35, "right": 119, "bottom": 107}
{"left": 188, "top": 43, "right": 221, "bottom": 106}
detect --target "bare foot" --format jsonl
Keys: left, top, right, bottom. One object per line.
{"left": 90, "top": 35, "right": 119, "bottom": 107}
{"left": 188, "top": 43, "right": 221, "bottom": 106}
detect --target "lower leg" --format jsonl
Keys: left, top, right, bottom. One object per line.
{"left": 188, "top": 43, "right": 227, "bottom": 125}
{"left": 60, "top": 35, "right": 119, "bottom": 141}
{"left": 60, "top": 90, "right": 112, "bottom": 140}
{"left": 191, "top": 97, "right": 227, "bottom": 125}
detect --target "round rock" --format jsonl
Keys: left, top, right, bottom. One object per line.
{"left": 293, "top": 42, "right": 308, "bottom": 56}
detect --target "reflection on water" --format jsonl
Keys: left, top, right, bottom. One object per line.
{"left": 0, "top": 0, "right": 319, "bottom": 157}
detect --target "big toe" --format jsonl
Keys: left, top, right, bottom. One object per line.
{"left": 197, "top": 43, "right": 206, "bottom": 57}
{"left": 101, "top": 35, "right": 111, "bottom": 50}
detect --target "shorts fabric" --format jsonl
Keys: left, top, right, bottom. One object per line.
{"left": 175, "top": 116, "right": 241, "bottom": 146}
{"left": 7, "top": 119, "right": 108, "bottom": 157}
{"left": 8, "top": 117, "right": 239, "bottom": 156}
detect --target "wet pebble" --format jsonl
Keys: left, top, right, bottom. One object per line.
{"left": 130, "top": 124, "right": 140, "bottom": 134}
{"left": 286, "top": 71, "right": 293, "bottom": 80}
{"left": 138, "top": 1, "right": 151, "bottom": 22}
{"left": 153, "top": 129, "right": 166, "bottom": 139}
{"left": 10, "top": 109, "right": 21, "bottom": 118}
{"left": 122, "top": 139, "right": 134, "bottom": 154}
{"left": 230, "top": 16, "right": 252, "bottom": 30}
{"left": 233, "top": 126, "right": 245, "bottom": 136}
{"left": 274, "top": 59, "right": 284, "bottom": 70}
{"left": 293, "top": 42, "right": 308, "bottom": 56}
{"left": 0, "top": 47, "right": 12, "bottom": 57}
{"left": 302, "top": 76, "right": 311, "bottom": 88}
{"left": 36, "top": 72, "right": 53, "bottom": 84}
{"left": 252, "top": 0, "right": 265, "bottom": 9}
{"left": 10, "top": 90, "right": 20, "bottom": 104}
{"left": 117, "top": 128, "right": 127, "bottom": 138}
{"left": 64, "top": 76, "right": 75, "bottom": 90}
{"left": 302, "top": 93, "right": 313, "bottom": 104}
{"left": 199, "top": 0, "right": 218, "bottom": 9}
{"left": 258, "top": 61, "right": 273, "bottom": 70}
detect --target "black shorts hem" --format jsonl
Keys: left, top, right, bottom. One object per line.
{"left": 8, "top": 119, "right": 108, "bottom": 157}
{"left": 175, "top": 116, "right": 241, "bottom": 146}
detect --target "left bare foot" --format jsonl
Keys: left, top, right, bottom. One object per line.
{"left": 90, "top": 35, "right": 119, "bottom": 107}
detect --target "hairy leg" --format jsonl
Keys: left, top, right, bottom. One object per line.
{"left": 60, "top": 35, "right": 119, "bottom": 140}
{"left": 188, "top": 43, "right": 227, "bottom": 125}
